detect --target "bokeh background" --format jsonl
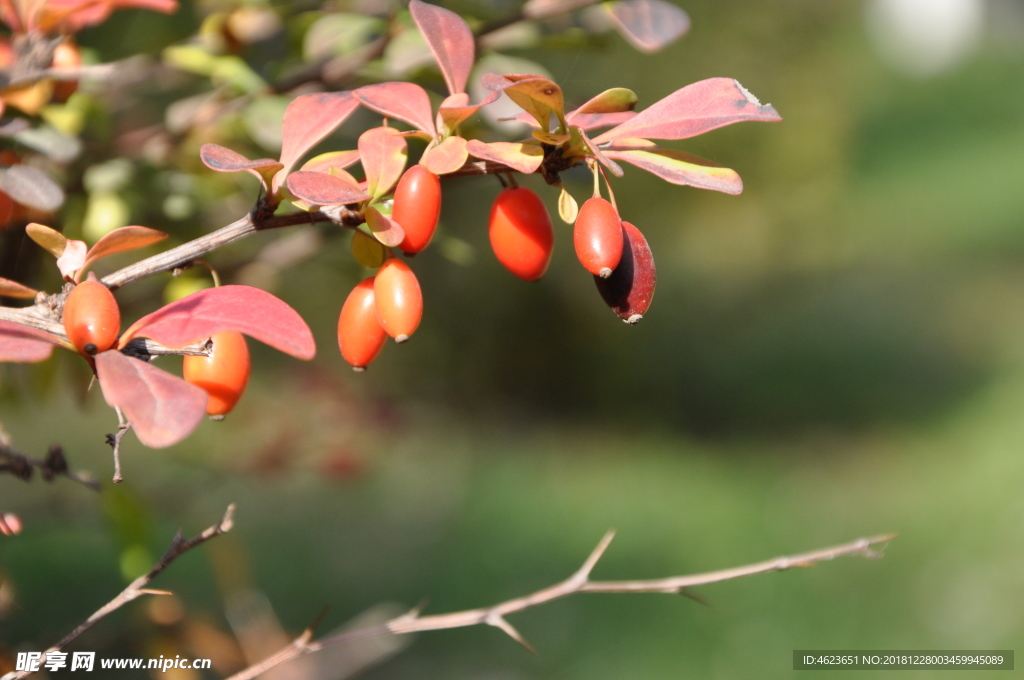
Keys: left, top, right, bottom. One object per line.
{"left": 2, "top": 0, "right": 1024, "bottom": 678}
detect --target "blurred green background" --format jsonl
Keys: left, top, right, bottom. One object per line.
{"left": 3, "top": 0, "right": 1024, "bottom": 678}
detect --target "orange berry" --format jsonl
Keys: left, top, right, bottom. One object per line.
{"left": 488, "top": 187, "right": 554, "bottom": 281}
{"left": 393, "top": 165, "right": 442, "bottom": 254}
{"left": 63, "top": 279, "right": 120, "bottom": 355}
{"left": 338, "top": 277, "right": 388, "bottom": 370}
{"left": 374, "top": 258, "right": 422, "bottom": 342}
{"left": 183, "top": 331, "right": 251, "bottom": 416}
{"left": 51, "top": 41, "right": 82, "bottom": 103}
{"left": 574, "top": 197, "right": 623, "bottom": 278}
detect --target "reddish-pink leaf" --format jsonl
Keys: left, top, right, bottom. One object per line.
{"left": 593, "top": 78, "right": 781, "bottom": 144}
{"left": 0, "top": 320, "right": 60, "bottom": 362}
{"left": 277, "top": 92, "right": 360, "bottom": 190}
{"left": 364, "top": 206, "right": 406, "bottom": 248}
{"left": 420, "top": 135, "right": 469, "bottom": 175}
{"left": 437, "top": 91, "right": 502, "bottom": 134}
{"left": 354, "top": 83, "right": 436, "bottom": 137}
{"left": 95, "top": 349, "right": 207, "bottom": 449}
{"left": 358, "top": 127, "right": 408, "bottom": 199}
{"left": 57, "top": 239, "right": 86, "bottom": 280}
{"left": 199, "top": 143, "right": 283, "bottom": 189}
{"left": 606, "top": 148, "right": 743, "bottom": 194}
{"left": 120, "top": 285, "right": 316, "bottom": 360}
{"left": 287, "top": 171, "right": 371, "bottom": 206}
{"left": 607, "top": 0, "right": 690, "bottom": 53}
{"left": 409, "top": 0, "right": 474, "bottom": 95}
{"left": 0, "top": 277, "right": 38, "bottom": 299}
{"left": 38, "top": 0, "right": 178, "bottom": 32}
{"left": 466, "top": 140, "right": 544, "bottom": 174}
{"left": 81, "top": 226, "right": 168, "bottom": 275}
{"left": 578, "top": 128, "right": 624, "bottom": 177}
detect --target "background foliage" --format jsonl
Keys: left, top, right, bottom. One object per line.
{"left": 3, "top": 0, "right": 1024, "bottom": 678}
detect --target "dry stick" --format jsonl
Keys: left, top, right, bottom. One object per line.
{"left": 2, "top": 505, "right": 236, "bottom": 680}
{"left": 226, "top": 532, "right": 897, "bottom": 680}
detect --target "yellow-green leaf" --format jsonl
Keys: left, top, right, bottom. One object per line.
{"left": 25, "top": 223, "right": 66, "bottom": 258}
{"left": 351, "top": 229, "right": 387, "bottom": 268}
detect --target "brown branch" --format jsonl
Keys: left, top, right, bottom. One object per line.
{"left": 5, "top": 505, "right": 236, "bottom": 680}
{"left": 0, "top": 442, "right": 100, "bottom": 491}
{"left": 225, "top": 532, "right": 896, "bottom": 680}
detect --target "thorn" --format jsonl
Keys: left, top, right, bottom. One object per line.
{"left": 488, "top": 614, "right": 536, "bottom": 655}
{"left": 573, "top": 529, "right": 616, "bottom": 583}
{"left": 678, "top": 588, "right": 711, "bottom": 607}
{"left": 299, "top": 605, "right": 330, "bottom": 645}
{"left": 138, "top": 588, "right": 173, "bottom": 596}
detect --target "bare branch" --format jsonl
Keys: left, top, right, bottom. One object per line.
{"left": 0, "top": 442, "right": 100, "bottom": 491}
{"left": 226, "top": 532, "right": 896, "bottom": 680}
{"left": 4, "top": 505, "right": 236, "bottom": 680}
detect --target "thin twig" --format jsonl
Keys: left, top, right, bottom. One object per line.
{"left": 105, "top": 407, "right": 131, "bottom": 484}
{"left": 2, "top": 505, "right": 236, "bottom": 680}
{"left": 225, "top": 532, "right": 896, "bottom": 680}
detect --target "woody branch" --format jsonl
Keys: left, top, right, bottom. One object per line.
{"left": 225, "top": 531, "right": 897, "bottom": 680}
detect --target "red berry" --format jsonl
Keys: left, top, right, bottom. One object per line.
{"left": 63, "top": 279, "right": 120, "bottom": 355}
{"left": 488, "top": 187, "right": 554, "bottom": 281}
{"left": 574, "top": 197, "right": 623, "bottom": 278}
{"left": 183, "top": 331, "right": 251, "bottom": 416}
{"left": 338, "top": 277, "right": 388, "bottom": 370}
{"left": 374, "top": 259, "right": 423, "bottom": 342}
{"left": 393, "top": 165, "right": 442, "bottom": 254}
{"left": 594, "top": 221, "right": 656, "bottom": 324}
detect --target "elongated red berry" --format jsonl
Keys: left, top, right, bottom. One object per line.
{"left": 183, "top": 331, "right": 250, "bottom": 416}
{"left": 594, "top": 221, "right": 655, "bottom": 324}
{"left": 374, "top": 259, "right": 422, "bottom": 342}
{"left": 63, "top": 278, "right": 120, "bottom": 355}
{"left": 393, "top": 165, "right": 442, "bottom": 254}
{"left": 574, "top": 197, "right": 623, "bottom": 278}
{"left": 488, "top": 187, "right": 554, "bottom": 281}
{"left": 338, "top": 277, "right": 388, "bottom": 370}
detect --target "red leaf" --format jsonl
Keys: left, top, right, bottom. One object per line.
{"left": 466, "top": 140, "right": 544, "bottom": 174}
{"left": 358, "top": 127, "right": 408, "bottom": 199}
{"left": 420, "top": 135, "right": 469, "bottom": 175}
{"left": 593, "top": 78, "right": 781, "bottom": 144}
{"left": 120, "top": 285, "right": 316, "bottom": 360}
{"left": 81, "top": 226, "right": 169, "bottom": 275}
{"left": 354, "top": 82, "right": 436, "bottom": 137}
{"left": 365, "top": 206, "right": 406, "bottom": 247}
{"left": 95, "top": 350, "right": 207, "bottom": 449}
{"left": 409, "top": 0, "right": 474, "bottom": 95}
{"left": 606, "top": 0, "right": 690, "bottom": 53}
{"left": 199, "top": 143, "right": 283, "bottom": 189}
{"left": 287, "top": 171, "right": 371, "bottom": 206}
{"left": 277, "top": 92, "right": 360, "bottom": 190}
{"left": 0, "top": 320, "right": 60, "bottom": 362}
{"left": 606, "top": 148, "right": 743, "bottom": 194}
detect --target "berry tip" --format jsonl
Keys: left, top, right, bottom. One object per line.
{"left": 395, "top": 334, "right": 409, "bottom": 344}
{"left": 599, "top": 267, "right": 613, "bottom": 279}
